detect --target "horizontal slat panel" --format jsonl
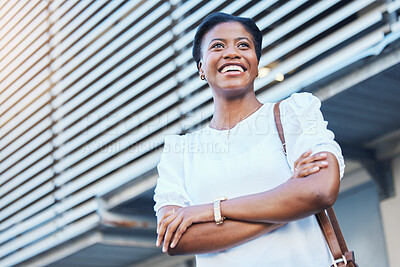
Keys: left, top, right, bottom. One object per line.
{"left": 0, "top": 2, "right": 22, "bottom": 32}
{"left": 50, "top": 1, "right": 123, "bottom": 55}
{"left": 256, "top": 30, "right": 386, "bottom": 101}
{"left": 259, "top": 0, "right": 374, "bottom": 67}
{"left": 53, "top": 71, "right": 177, "bottom": 162}
{"left": 0, "top": 100, "right": 52, "bottom": 155}
{"left": 52, "top": 30, "right": 174, "bottom": 133}
{"left": 0, "top": 157, "right": 53, "bottom": 199}
{"left": 0, "top": 213, "right": 100, "bottom": 266}
{"left": 0, "top": 181, "right": 54, "bottom": 224}
{"left": 0, "top": 199, "right": 98, "bottom": 259}
{"left": 0, "top": 4, "right": 48, "bottom": 82}
{"left": 0, "top": 194, "right": 55, "bottom": 232}
{"left": 50, "top": 0, "right": 162, "bottom": 77}
{"left": 0, "top": 127, "right": 53, "bottom": 177}
{"left": 0, "top": 79, "right": 51, "bottom": 138}
{"left": 0, "top": 167, "right": 53, "bottom": 211}
{"left": 0, "top": 0, "right": 41, "bottom": 50}
{"left": 53, "top": 94, "right": 181, "bottom": 193}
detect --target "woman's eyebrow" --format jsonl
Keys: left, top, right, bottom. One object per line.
{"left": 209, "top": 37, "right": 251, "bottom": 45}
{"left": 236, "top": 37, "right": 251, "bottom": 42}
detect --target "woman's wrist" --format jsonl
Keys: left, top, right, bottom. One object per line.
{"left": 213, "top": 197, "right": 228, "bottom": 224}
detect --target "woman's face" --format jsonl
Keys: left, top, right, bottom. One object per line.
{"left": 199, "top": 22, "right": 259, "bottom": 97}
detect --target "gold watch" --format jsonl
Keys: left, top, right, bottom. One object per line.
{"left": 213, "top": 197, "right": 228, "bottom": 225}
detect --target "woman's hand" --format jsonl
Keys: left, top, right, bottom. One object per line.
{"left": 157, "top": 204, "right": 214, "bottom": 253}
{"left": 290, "top": 150, "right": 328, "bottom": 179}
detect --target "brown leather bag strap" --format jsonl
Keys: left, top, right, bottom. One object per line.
{"left": 327, "top": 207, "right": 349, "bottom": 253}
{"left": 274, "top": 101, "right": 286, "bottom": 154}
{"left": 316, "top": 211, "right": 344, "bottom": 260}
{"left": 273, "top": 101, "right": 351, "bottom": 265}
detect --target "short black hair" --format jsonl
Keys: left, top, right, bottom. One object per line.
{"left": 192, "top": 12, "right": 262, "bottom": 70}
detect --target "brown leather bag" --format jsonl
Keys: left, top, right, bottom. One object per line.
{"left": 274, "top": 101, "right": 358, "bottom": 267}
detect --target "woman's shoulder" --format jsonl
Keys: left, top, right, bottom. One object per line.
{"left": 281, "top": 92, "right": 322, "bottom": 114}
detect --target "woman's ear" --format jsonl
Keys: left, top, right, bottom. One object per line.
{"left": 198, "top": 61, "right": 205, "bottom": 80}
{"left": 198, "top": 61, "right": 204, "bottom": 75}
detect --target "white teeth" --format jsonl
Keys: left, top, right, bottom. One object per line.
{"left": 221, "top": 65, "right": 244, "bottom": 73}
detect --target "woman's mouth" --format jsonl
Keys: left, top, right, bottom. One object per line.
{"left": 218, "top": 63, "right": 247, "bottom": 74}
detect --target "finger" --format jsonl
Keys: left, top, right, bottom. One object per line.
{"left": 157, "top": 214, "right": 177, "bottom": 247}
{"left": 298, "top": 166, "right": 320, "bottom": 177}
{"left": 311, "top": 152, "right": 327, "bottom": 162}
{"left": 162, "top": 217, "right": 182, "bottom": 253}
{"left": 302, "top": 161, "right": 329, "bottom": 170}
{"left": 295, "top": 150, "right": 312, "bottom": 169}
{"left": 171, "top": 222, "right": 190, "bottom": 248}
{"left": 157, "top": 213, "right": 169, "bottom": 236}
{"left": 297, "top": 160, "right": 329, "bottom": 177}
{"left": 157, "top": 209, "right": 176, "bottom": 234}
{"left": 298, "top": 152, "right": 326, "bottom": 167}
{"left": 295, "top": 150, "right": 312, "bottom": 170}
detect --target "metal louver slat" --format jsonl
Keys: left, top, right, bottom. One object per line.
{"left": 0, "top": 199, "right": 99, "bottom": 259}
{"left": 0, "top": 156, "right": 53, "bottom": 199}
{"left": 0, "top": 213, "right": 100, "bottom": 266}
{"left": 0, "top": 95, "right": 52, "bottom": 160}
{"left": 0, "top": 194, "right": 55, "bottom": 232}
{"left": 259, "top": 0, "right": 375, "bottom": 67}
{"left": 49, "top": 1, "right": 125, "bottom": 59}
{"left": 51, "top": 4, "right": 171, "bottom": 120}
{"left": 0, "top": 0, "right": 42, "bottom": 51}
{"left": 0, "top": 181, "right": 54, "bottom": 224}
{"left": 50, "top": 1, "right": 140, "bottom": 73}
{"left": 260, "top": 12, "right": 384, "bottom": 87}
{"left": 0, "top": 2, "right": 48, "bottom": 83}
{"left": 53, "top": 92, "right": 180, "bottom": 197}
{"left": 0, "top": 165, "right": 53, "bottom": 210}
{"left": 240, "top": 0, "right": 276, "bottom": 17}
{"left": 53, "top": 70, "right": 177, "bottom": 164}
{"left": 52, "top": 27, "right": 174, "bottom": 138}
{"left": 50, "top": 0, "right": 164, "bottom": 88}
{"left": 257, "top": 29, "right": 386, "bottom": 102}
{"left": 0, "top": 1, "right": 23, "bottom": 31}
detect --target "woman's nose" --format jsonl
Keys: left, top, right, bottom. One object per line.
{"left": 223, "top": 46, "right": 241, "bottom": 59}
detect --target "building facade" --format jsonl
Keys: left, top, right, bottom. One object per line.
{"left": 0, "top": 0, "right": 399, "bottom": 266}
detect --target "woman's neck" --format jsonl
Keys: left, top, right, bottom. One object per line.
{"left": 210, "top": 92, "right": 262, "bottom": 130}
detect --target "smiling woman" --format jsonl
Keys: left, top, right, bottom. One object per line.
{"left": 153, "top": 12, "right": 345, "bottom": 267}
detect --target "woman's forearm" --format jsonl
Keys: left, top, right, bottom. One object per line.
{"left": 157, "top": 151, "right": 337, "bottom": 252}
{"left": 221, "top": 152, "right": 340, "bottom": 223}
{"left": 168, "top": 220, "right": 284, "bottom": 255}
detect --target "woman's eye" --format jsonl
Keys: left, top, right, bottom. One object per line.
{"left": 211, "top": 43, "right": 224, "bottom": 49}
{"left": 238, "top": 42, "right": 250, "bottom": 48}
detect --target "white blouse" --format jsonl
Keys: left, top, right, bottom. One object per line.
{"left": 154, "top": 92, "right": 345, "bottom": 267}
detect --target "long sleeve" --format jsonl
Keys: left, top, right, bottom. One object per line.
{"left": 153, "top": 135, "right": 192, "bottom": 214}
{"left": 280, "top": 92, "right": 345, "bottom": 178}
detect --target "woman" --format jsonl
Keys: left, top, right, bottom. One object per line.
{"left": 154, "top": 12, "right": 344, "bottom": 266}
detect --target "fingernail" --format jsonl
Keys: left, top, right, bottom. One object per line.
{"left": 162, "top": 247, "right": 167, "bottom": 253}
{"left": 171, "top": 242, "right": 175, "bottom": 248}
{"left": 313, "top": 166, "right": 320, "bottom": 171}
{"left": 320, "top": 153, "right": 326, "bottom": 157}
{"left": 321, "top": 161, "right": 328, "bottom": 165}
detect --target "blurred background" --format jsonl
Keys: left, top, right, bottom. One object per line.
{"left": 0, "top": 0, "right": 399, "bottom": 266}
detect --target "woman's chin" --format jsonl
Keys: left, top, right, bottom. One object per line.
{"left": 213, "top": 84, "right": 253, "bottom": 98}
